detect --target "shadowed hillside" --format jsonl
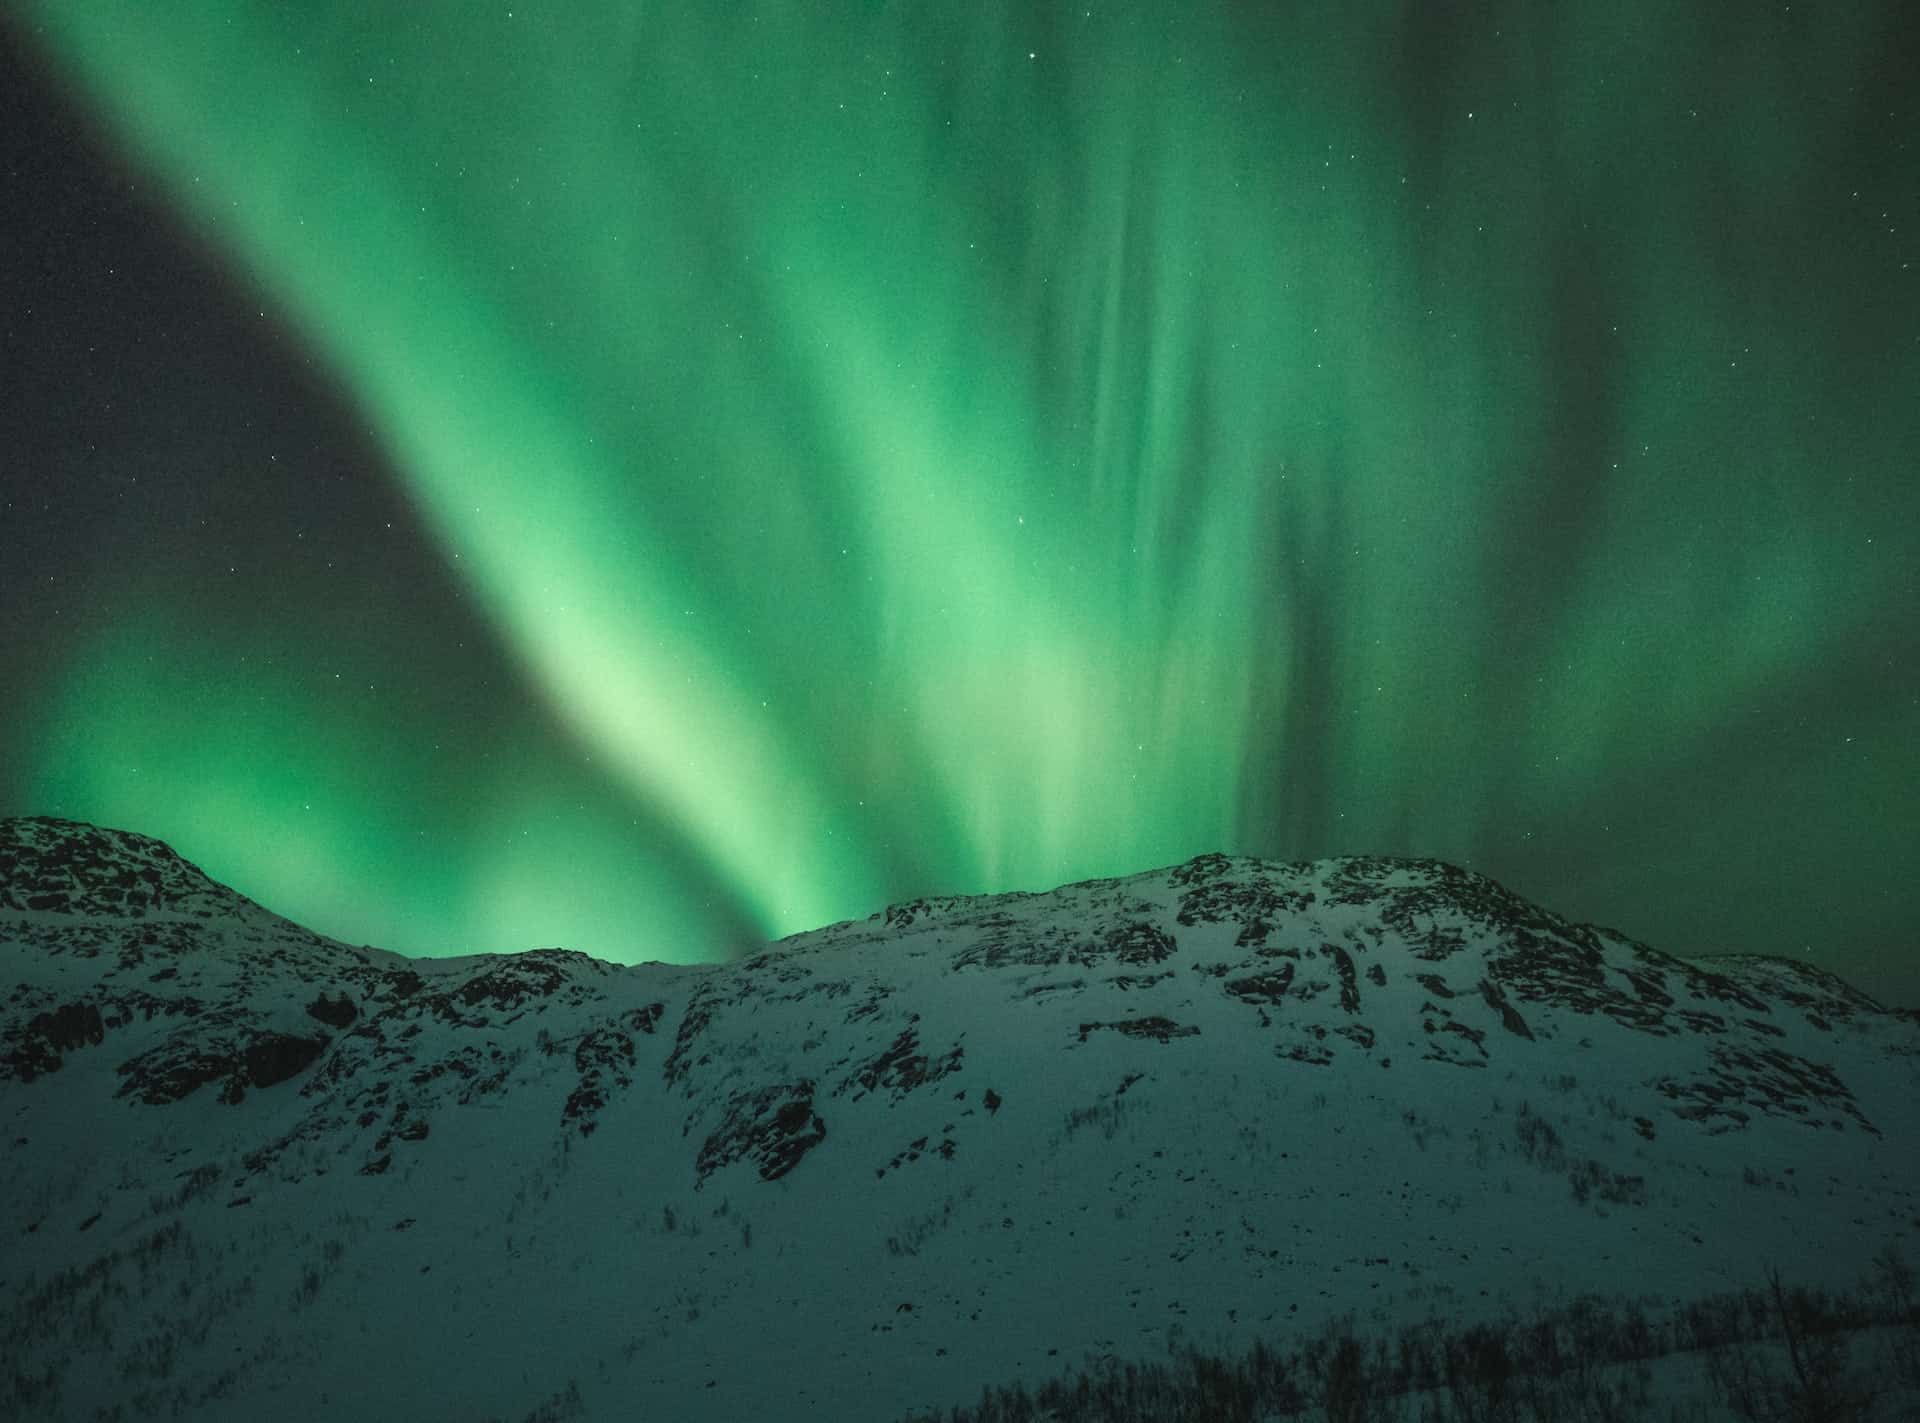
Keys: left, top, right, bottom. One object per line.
{"left": 4, "top": 817, "right": 1917, "bottom": 1420}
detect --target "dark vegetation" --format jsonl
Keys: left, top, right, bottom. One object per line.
{"left": 1511, "top": 1102, "right": 1646, "bottom": 1210}
{"left": 899, "top": 1246, "right": 1920, "bottom": 1422}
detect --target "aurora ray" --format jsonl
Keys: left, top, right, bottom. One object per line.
{"left": 6, "top": 2, "right": 1915, "bottom": 1000}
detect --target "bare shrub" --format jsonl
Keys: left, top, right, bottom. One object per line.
{"left": 1513, "top": 1101, "right": 1565, "bottom": 1170}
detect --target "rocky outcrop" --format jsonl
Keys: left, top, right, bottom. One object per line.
{"left": 0, "top": 816, "right": 257, "bottom": 920}
{"left": 115, "top": 1029, "right": 328, "bottom": 1105}
{"left": 306, "top": 992, "right": 359, "bottom": 1029}
{"left": 695, "top": 1081, "right": 827, "bottom": 1183}
{"left": 1077, "top": 1016, "right": 1200, "bottom": 1044}
{"left": 562, "top": 1003, "right": 664, "bottom": 1135}
{"left": 839, "top": 1019, "right": 964, "bottom": 1102}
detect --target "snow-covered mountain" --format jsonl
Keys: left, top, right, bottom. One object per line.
{"left": 3, "top": 815, "right": 1916, "bottom": 1421}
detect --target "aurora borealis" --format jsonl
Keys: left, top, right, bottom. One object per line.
{"left": 2, "top": 4, "right": 1914, "bottom": 1001}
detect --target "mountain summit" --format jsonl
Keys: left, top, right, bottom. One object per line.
{"left": 0, "top": 815, "right": 281, "bottom": 924}
{"left": 3, "top": 818, "right": 1915, "bottom": 1421}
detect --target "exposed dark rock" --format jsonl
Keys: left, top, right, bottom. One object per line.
{"left": 1478, "top": 978, "right": 1534, "bottom": 1040}
{"left": 1327, "top": 945, "right": 1360, "bottom": 1013}
{"left": 1077, "top": 1016, "right": 1199, "bottom": 1044}
{"left": 1224, "top": 965, "right": 1295, "bottom": 1005}
{"left": 245, "top": 1033, "right": 328, "bottom": 1088}
{"left": 435, "top": 951, "right": 589, "bottom": 1017}
{"left": 1020, "top": 979, "right": 1086, "bottom": 1000}
{"left": 1175, "top": 875, "right": 1315, "bottom": 932}
{"left": 563, "top": 1014, "right": 658, "bottom": 1134}
{"left": 664, "top": 988, "right": 717, "bottom": 1087}
{"left": 1, "top": 1001, "right": 106, "bottom": 1083}
{"left": 1103, "top": 921, "right": 1176, "bottom": 965}
{"left": 1323, "top": 857, "right": 1575, "bottom": 955}
{"left": 1683, "top": 968, "right": 1770, "bottom": 1014}
{"left": 0, "top": 816, "right": 252, "bottom": 918}
{"left": 117, "top": 1047, "right": 234, "bottom": 1105}
{"left": 1107, "top": 971, "right": 1174, "bottom": 992}
{"left": 1278, "top": 1042, "right": 1333, "bottom": 1066}
{"left": 1168, "top": 852, "right": 1234, "bottom": 887}
{"left": 114, "top": 1029, "right": 326, "bottom": 1104}
{"left": 1421, "top": 1050, "right": 1487, "bottom": 1069}
{"left": 948, "top": 914, "right": 1026, "bottom": 969}
{"left": 881, "top": 896, "right": 967, "bottom": 930}
{"left": 877, "top": 1132, "right": 960, "bottom": 1177}
{"left": 696, "top": 1081, "right": 827, "bottom": 1183}
{"left": 1656, "top": 1043, "right": 1879, "bottom": 1136}
{"left": 410, "top": 1055, "right": 474, "bottom": 1087}
{"left": 1621, "top": 965, "right": 1674, "bottom": 1009}
{"left": 841, "top": 1020, "right": 964, "bottom": 1102}
{"left": 2, "top": 1034, "right": 63, "bottom": 1083}
{"left": 306, "top": 992, "right": 358, "bottom": 1029}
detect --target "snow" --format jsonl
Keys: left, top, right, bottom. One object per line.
{"left": 2, "top": 818, "right": 1916, "bottom": 1420}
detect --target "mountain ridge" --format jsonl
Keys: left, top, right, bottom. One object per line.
{"left": 0, "top": 815, "right": 283, "bottom": 924}
{"left": 3, "top": 815, "right": 1891, "bottom": 1020}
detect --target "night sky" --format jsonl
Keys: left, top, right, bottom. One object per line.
{"left": 2, "top": 4, "right": 1914, "bottom": 1003}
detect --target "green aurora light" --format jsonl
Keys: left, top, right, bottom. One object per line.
{"left": 12, "top": 3, "right": 1916, "bottom": 995}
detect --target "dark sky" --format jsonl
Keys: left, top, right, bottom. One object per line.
{"left": 2, "top": 3, "right": 1915, "bottom": 1004}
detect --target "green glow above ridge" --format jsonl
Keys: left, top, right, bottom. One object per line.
{"left": 27, "top": 611, "right": 750, "bottom": 961}
{"left": 17, "top": 2, "right": 1916, "bottom": 990}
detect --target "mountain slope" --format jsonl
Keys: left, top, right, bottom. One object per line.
{"left": 3, "top": 817, "right": 1916, "bottom": 1421}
